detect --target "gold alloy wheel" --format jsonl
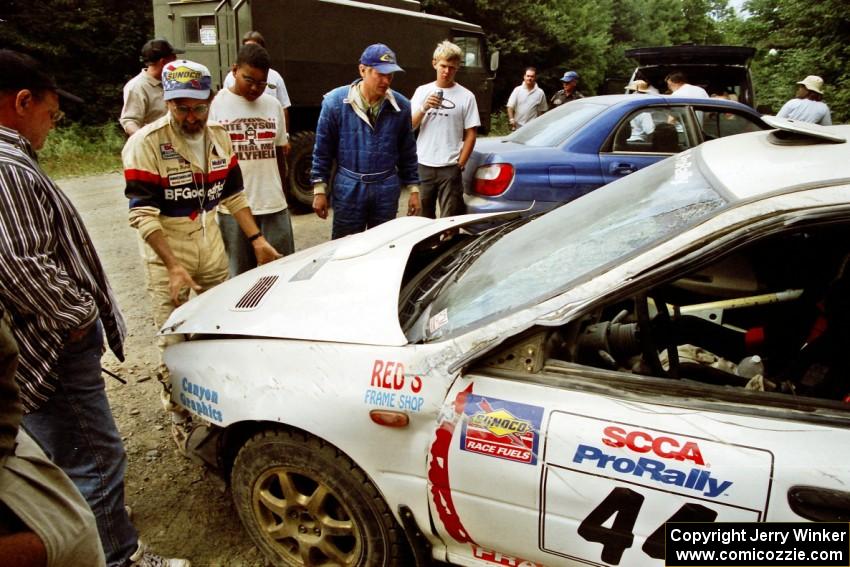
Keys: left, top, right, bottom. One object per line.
{"left": 252, "top": 465, "right": 363, "bottom": 566}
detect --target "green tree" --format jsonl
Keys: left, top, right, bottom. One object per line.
{"left": 737, "top": 0, "right": 849, "bottom": 121}
{"left": 0, "top": 0, "right": 153, "bottom": 124}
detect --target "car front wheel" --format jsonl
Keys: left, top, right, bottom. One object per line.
{"left": 231, "top": 429, "right": 407, "bottom": 566}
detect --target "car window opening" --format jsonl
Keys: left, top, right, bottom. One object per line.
{"left": 493, "top": 223, "right": 850, "bottom": 410}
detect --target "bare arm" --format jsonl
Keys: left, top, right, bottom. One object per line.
{"left": 0, "top": 531, "right": 47, "bottom": 567}
{"left": 458, "top": 127, "right": 477, "bottom": 170}
{"left": 276, "top": 146, "right": 287, "bottom": 188}
{"left": 411, "top": 93, "right": 441, "bottom": 129}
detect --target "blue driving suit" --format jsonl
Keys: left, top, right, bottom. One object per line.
{"left": 311, "top": 81, "right": 419, "bottom": 239}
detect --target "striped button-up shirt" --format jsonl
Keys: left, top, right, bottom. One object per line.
{"left": 0, "top": 126, "right": 126, "bottom": 412}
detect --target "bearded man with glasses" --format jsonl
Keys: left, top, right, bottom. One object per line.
{"left": 122, "top": 59, "right": 280, "bottom": 453}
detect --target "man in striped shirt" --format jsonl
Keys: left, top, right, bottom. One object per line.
{"left": 0, "top": 50, "right": 188, "bottom": 567}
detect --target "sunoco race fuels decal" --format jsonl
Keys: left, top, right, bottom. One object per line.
{"left": 460, "top": 395, "right": 543, "bottom": 465}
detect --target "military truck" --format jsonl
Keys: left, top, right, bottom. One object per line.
{"left": 152, "top": 0, "right": 498, "bottom": 210}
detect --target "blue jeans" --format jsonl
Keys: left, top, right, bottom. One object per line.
{"left": 219, "top": 209, "right": 295, "bottom": 276}
{"left": 23, "top": 321, "right": 137, "bottom": 567}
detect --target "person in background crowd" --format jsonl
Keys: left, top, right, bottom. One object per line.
{"left": 0, "top": 49, "right": 188, "bottom": 567}
{"left": 507, "top": 67, "right": 547, "bottom": 129}
{"left": 119, "top": 39, "right": 184, "bottom": 136}
{"left": 411, "top": 40, "right": 479, "bottom": 218}
{"left": 222, "top": 30, "right": 292, "bottom": 154}
{"left": 211, "top": 43, "right": 294, "bottom": 275}
{"left": 310, "top": 43, "right": 420, "bottom": 238}
{"left": 666, "top": 71, "right": 709, "bottom": 98}
{"left": 550, "top": 70, "right": 583, "bottom": 108}
{"left": 625, "top": 79, "right": 655, "bottom": 143}
{"left": 777, "top": 75, "right": 831, "bottom": 125}
{"left": 122, "top": 59, "right": 280, "bottom": 452}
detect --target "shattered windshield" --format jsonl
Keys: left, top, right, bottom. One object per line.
{"left": 423, "top": 151, "right": 727, "bottom": 340}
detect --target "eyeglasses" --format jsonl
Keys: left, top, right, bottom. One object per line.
{"left": 172, "top": 104, "right": 210, "bottom": 116}
{"left": 240, "top": 74, "right": 268, "bottom": 89}
{"left": 49, "top": 109, "right": 65, "bottom": 125}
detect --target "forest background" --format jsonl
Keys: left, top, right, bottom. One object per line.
{"left": 1, "top": 0, "right": 847, "bottom": 175}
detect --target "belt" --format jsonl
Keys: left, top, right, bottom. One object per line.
{"left": 337, "top": 166, "right": 396, "bottom": 184}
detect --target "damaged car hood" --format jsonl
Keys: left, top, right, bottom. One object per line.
{"left": 160, "top": 213, "right": 510, "bottom": 346}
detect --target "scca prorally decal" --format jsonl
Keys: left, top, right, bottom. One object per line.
{"left": 460, "top": 394, "right": 543, "bottom": 465}
{"left": 572, "top": 425, "right": 732, "bottom": 498}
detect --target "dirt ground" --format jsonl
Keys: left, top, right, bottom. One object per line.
{"left": 58, "top": 172, "right": 352, "bottom": 566}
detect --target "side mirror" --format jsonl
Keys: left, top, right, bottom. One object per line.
{"left": 490, "top": 50, "right": 500, "bottom": 73}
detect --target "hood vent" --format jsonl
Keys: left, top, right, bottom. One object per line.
{"left": 233, "top": 275, "right": 279, "bottom": 310}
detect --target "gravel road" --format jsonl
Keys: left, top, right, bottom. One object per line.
{"left": 57, "top": 172, "right": 355, "bottom": 566}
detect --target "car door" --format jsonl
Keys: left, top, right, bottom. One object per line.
{"left": 427, "top": 207, "right": 850, "bottom": 566}
{"left": 428, "top": 345, "right": 850, "bottom": 567}
{"left": 599, "top": 105, "right": 694, "bottom": 185}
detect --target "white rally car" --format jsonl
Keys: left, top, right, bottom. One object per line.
{"left": 163, "top": 117, "right": 850, "bottom": 567}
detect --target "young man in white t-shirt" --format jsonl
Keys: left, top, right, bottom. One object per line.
{"left": 411, "top": 40, "right": 480, "bottom": 218}
{"left": 210, "top": 43, "right": 293, "bottom": 275}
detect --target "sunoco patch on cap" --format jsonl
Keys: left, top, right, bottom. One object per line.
{"left": 162, "top": 60, "right": 212, "bottom": 101}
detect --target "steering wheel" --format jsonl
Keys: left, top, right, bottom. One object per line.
{"left": 634, "top": 293, "right": 679, "bottom": 378}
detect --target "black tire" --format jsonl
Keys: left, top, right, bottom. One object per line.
{"left": 231, "top": 429, "right": 408, "bottom": 566}
{"left": 286, "top": 131, "right": 318, "bottom": 213}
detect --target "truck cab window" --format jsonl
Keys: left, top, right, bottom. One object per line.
{"left": 453, "top": 36, "right": 483, "bottom": 68}
{"left": 183, "top": 15, "right": 216, "bottom": 46}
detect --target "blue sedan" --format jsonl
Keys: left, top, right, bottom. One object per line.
{"left": 463, "top": 94, "right": 766, "bottom": 214}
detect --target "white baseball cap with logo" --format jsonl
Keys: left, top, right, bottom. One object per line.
{"left": 162, "top": 60, "right": 212, "bottom": 100}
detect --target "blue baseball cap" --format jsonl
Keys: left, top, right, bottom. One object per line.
{"left": 359, "top": 44, "right": 404, "bottom": 74}
{"left": 560, "top": 71, "right": 579, "bottom": 83}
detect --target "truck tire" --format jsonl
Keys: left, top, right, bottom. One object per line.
{"left": 286, "top": 131, "right": 319, "bottom": 213}
{"left": 231, "top": 428, "right": 408, "bottom": 566}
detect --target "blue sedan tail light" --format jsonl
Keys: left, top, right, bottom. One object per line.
{"left": 474, "top": 163, "right": 515, "bottom": 196}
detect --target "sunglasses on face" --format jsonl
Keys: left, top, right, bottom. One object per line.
{"left": 49, "top": 109, "right": 65, "bottom": 124}
{"left": 241, "top": 74, "right": 268, "bottom": 89}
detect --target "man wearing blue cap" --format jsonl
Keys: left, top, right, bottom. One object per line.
{"left": 550, "top": 70, "right": 583, "bottom": 108}
{"left": 311, "top": 43, "right": 420, "bottom": 239}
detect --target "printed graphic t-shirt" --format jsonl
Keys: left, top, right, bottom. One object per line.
{"left": 210, "top": 88, "right": 288, "bottom": 214}
{"left": 411, "top": 81, "right": 480, "bottom": 167}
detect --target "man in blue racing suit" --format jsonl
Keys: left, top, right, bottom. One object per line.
{"left": 310, "top": 43, "right": 420, "bottom": 239}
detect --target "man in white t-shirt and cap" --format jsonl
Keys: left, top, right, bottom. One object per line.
{"left": 777, "top": 75, "right": 832, "bottom": 125}
{"left": 211, "top": 42, "right": 293, "bottom": 275}
{"left": 625, "top": 80, "right": 656, "bottom": 143}
{"left": 411, "top": 40, "right": 480, "bottom": 218}
{"left": 506, "top": 67, "right": 547, "bottom": 129}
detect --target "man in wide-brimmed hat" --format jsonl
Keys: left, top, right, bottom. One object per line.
{"left": 777, "top": 74, "right": 832, "bottom": 125}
